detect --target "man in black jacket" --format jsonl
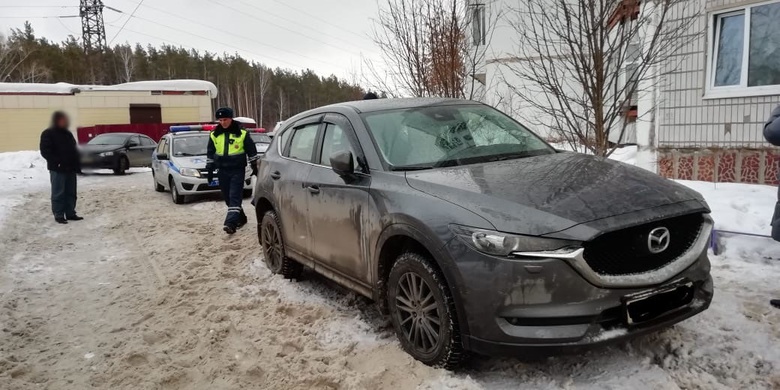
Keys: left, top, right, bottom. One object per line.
{"left": 40, "top": 111, "right": 83, "bottom": 224}
{"left": 763, "top": 105, "right": 780, "bottom": 309}
{"left": 206, "top": 107, "right": 258, "bottom": 234}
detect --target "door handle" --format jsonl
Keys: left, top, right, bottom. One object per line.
{"left": 307, "top": 185, "right": 320, "bottom": 194}
{"left": 270, "top": 171, "right": 281, "bottom": 180}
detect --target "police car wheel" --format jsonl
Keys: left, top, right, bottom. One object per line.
{"left": 170, "top": 178, "right": 185, "bottom": 204}
{"left": 152, "top": 170, "right": 164, "bottom": 192}
{"left": 260, "top": 210, "right": 302, "bottom": 279}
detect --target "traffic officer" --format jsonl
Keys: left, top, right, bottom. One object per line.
{"left": 206, "top": 107, "right": 259, "bottom": 234}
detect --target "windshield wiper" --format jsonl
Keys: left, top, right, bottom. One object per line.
{"left": 486, "top": 151, "right": 547, "bottom": 162}
{"left": 390, "top": 165, "right": 435, "bottom": 171}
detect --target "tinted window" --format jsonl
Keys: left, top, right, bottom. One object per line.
{"left": 286, "top": 124, "right": 319, "bottom": 162}
{"left": 88, "top": 134, "right": 129, "bottom": 145}
{"left": 156, "top": 138, "right": 168, "bottom": 154}
{"left": 319, "top": 123, "right": 357, "bottom": 167}
{"left": 278, "top": 128, "right": 292, "bottom": 154}
{"left": 128, "top": 135, "right": 142, "bottom": 146}
{"left": 141, "top": 136, "right": 156, "bottom": 146}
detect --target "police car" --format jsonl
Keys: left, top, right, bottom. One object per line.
{"left": 151, "top": 125, "right": 252, "bottom": 204}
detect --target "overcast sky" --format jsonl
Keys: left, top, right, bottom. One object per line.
{"left": 0, "top": 0, "right": 383, "bottom": 82}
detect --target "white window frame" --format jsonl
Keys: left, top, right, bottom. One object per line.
{"left": 705, "top": 0, "right": 780, "bottom": 99}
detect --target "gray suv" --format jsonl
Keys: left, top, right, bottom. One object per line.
{"left": 253, "top": 98, "right": 713, "bottom": 368}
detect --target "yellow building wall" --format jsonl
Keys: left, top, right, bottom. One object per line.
{"left": 0, "top": 91, "right": 214, "bottom": 152}
{"left": 162, "top": 107, "right": 201, "bottom": 123}
{"left": 77, "top": 108, "right": 130, "bottom": 127}
{"left": 0, "top": 108, "right": 53, "bottom": 152}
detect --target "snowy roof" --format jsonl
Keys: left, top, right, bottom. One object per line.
{"left": 0, "top": 82, "right": 81, "bottom": 95}
{"left": 233, "top": 116, "right": 257, "bottom": 124}
{"left": 0, "top": 79, "right": 218, "bottom": 97}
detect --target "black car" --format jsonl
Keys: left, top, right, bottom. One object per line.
{"left": 252, "top": 98, "right": 713, "bottom": 368}
{"left": 80, "top": 132, "right": 157, "bottom": 175}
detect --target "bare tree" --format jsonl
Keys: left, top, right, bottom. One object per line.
{"left": 256, "top": 65, "right": 271, "bottom": 127}
{"left": 502, "top": 0, "right": 698, "bottom": 156}
{"left": 0, "top": 34, "right": 28, "bottom": 82}
{"left": 277, "top": 87, "right": 286, "bottom": 122}
{"left": 367, "top": 0, "right": 499, "bottom": 98}
{"left": 116, "top": 44, "right": 135, "bottom": 83}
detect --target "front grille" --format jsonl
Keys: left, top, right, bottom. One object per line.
{"left": 582, "top": 214, "right": 704, "bottom": 276}
{"left": 196, "top": 183, "right": 220, "bottom": 191}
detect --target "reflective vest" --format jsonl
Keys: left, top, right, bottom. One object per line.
{"left": 210, "top": 130, "right": 247, "bottom": 156}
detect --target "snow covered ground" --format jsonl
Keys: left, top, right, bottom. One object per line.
{"left": 0, "top": 150, "right": 778, "bottom": 389}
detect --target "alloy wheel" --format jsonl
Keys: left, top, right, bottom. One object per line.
{"left": 262, "top": 220, "right": 283, "bottom": 271}
{"left": 395, "top": 272, "right": 441, "bottom": 353}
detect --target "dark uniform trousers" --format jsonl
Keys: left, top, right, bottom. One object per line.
{"left": 218, "top": 167, "right": 246, "bottom": 227}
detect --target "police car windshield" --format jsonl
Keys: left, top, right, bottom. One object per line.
{"left": 172, "top": 135, "right": 209, "bottom": 157}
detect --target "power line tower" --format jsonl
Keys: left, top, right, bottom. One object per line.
{"left": 80, "top": 0, "right": 107, "bottom": 53}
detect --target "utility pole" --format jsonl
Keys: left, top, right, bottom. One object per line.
{"left": 80, "top": 0, "right": 107, "bottom": 83}
{"left": 80, "top": 0, "right": 107, "bottom": 52}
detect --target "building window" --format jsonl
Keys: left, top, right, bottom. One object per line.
{"left": 471, "top": 3, "right": 486, "bottom": 46}
{"left": 709, "top": 1, "right": 780, "bottom": 97}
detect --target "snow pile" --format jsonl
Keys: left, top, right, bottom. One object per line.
{"left": 551, "top": 142, "right": 638, "bottom": 165}
{"left": 680, "top": 180, "right": 776, "bottom": 235}
{"left": 246, "top": 258, "right": 387, "bottom": 350}
{"left": 0, "top": 151, "right": 50, "bottom": 222}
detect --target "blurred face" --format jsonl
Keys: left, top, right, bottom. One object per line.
{"left": 56, "top": 115, "right": 70, "bottom": 129}
{"left": 218, "top": 118, "right": 232, "bottom": 128}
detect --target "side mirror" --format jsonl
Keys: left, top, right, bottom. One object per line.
{"left": 329, "top": 150, "right": 354, "bottom": 176}
{"left": 157, "top": 153, "right": 169, "bottom": 160}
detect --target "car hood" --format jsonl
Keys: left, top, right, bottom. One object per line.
{"left": 405, "top": 152, "right": 707, "bottom": 236}
{"left": 171, "top": 156, "right": 208, "bottom": 169}
{"left": 80, "top": 144, "right": 122, "bottom": 153}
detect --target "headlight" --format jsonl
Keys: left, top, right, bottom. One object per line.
{"left": 99, "top": 151, "right": 114, "bottom": 157}
{"left": 180, "top": 168, "right": 201, "bottom": 177}
{"left": 449, "top": 225, "right": 579, "bottom": 257}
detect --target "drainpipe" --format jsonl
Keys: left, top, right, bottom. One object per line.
{"left": 635, "top": 1, "right": 659, "bottom": 173}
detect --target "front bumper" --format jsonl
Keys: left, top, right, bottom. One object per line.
{"left": 172, "top": 172, "right": 252, "bottom": 195}
{"left": 81, "top": 155, "right": 118, "bottom": 169}
{"left": 446, "top": 234, "right": 714, "bottom": 357}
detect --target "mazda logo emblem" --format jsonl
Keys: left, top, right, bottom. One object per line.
{"left": 648, "top": 227, "right": 671, "bottom": 254}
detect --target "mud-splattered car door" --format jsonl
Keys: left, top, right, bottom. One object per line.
{"left": 304, "top": 114, "right": 371, "bottom": 284}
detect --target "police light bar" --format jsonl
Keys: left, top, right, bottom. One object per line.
{"left": 169, "top": 124, "right": 216, "bottom": 132}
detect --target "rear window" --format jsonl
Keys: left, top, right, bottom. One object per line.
{"left": 250, "top": 134, "right": 272, "bottom": 144}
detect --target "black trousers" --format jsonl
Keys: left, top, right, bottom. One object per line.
{"left": 50, "top": 171, "right": 77, "bottom": 218}
{"left": 218, "top": 167, "right": 246, "bottom": 227}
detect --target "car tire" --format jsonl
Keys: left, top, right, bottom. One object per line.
{"left": 387, "top": 252, "right": 466, "bottom": 369}
{"left": 114, "top": 156, "right": 128, "bottom": 175}
{"left": 152, "top": 170, "right": 164, "bottom": 192}
{"left": 259, "top": 210, "right": 302, "bottom": 279}
{"left": 169, "top": 177, "right": 184, "bottom": 204}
